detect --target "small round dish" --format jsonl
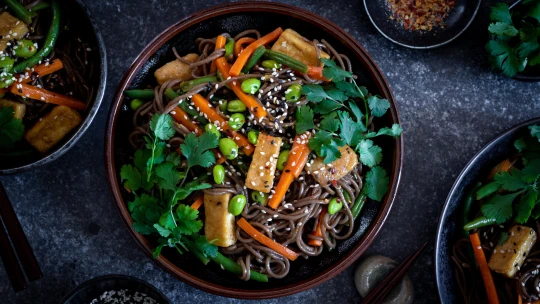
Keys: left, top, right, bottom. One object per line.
{"left": 435, "top": 117, "right": 540, "bottom": 303}
{"left": 60, "top": 274, "right": 170, "bottom": 304}
{"left": 364, "top": 0, "right": 481, "bottom": 49}
{"left": 105, "top": 1, "right": 403, "bottom": 299}
{"left": 0, "top": 0, "right": 107, "bottom": 175}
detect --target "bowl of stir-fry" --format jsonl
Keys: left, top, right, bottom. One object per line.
{"left": 105, "top": 2, "right": 403, "bottom": 299}
{"left": 0, "top": 0, "right": 106, "bottom": 174}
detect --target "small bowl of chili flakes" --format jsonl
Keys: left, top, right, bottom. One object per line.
{"left": 364, "top": 0, "right": 481, "bottom": 49}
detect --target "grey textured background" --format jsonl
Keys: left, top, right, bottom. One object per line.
{"left": 1, "top": 0, "right": 539, "bottom": 303}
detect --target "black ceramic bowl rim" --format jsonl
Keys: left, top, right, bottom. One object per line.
{"left": 59, "top": 274, "right": 170, "bottom": 304}
{"left": 434, "top": 116, "right": 540, "bottom": 303}
{"left": 0, "top": 0, "right": 107, "bottom": 175}
{"left": 363, "top": 0, "right": 482, "bottom": 49}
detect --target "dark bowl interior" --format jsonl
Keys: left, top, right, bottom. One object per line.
{"left": 435, "top": 117, "right": 540, "bottom": 303}
{"left": 60, "top": 275, "right": 170, "bottom": 304}
{"left": 0, "top": 0, "right": 106, "bottom": 175}
{"left": 106, "top": 2, "right": 402, "bottom": 299}
{"left": 364, "top": 0, "right": 481, "bottom": 49}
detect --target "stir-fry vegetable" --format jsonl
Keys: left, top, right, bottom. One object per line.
{"left": 308, "top": 208, "right": 326, "bottom": 247}
{"left": 10, "top": 83, "right": 86, "bottom": 110}
{"left": 190, "top": 196, "right": 204, "bottom": 210}
{"left": 124, "top": 89, "right": 154, "bottom": 100}
{"left": 234, "top": 37, "right": 256, "bottom": 58}
{"left": 470, "top": 233, "right": 500, "bottom": 304}
{"left": 2, "top": 0, "right": 36, "bottom": 24}
{"left": 210, "top": 35, "right": 227, "bottom": 74}
{"left": 237, "top": 218, "right": 299, "bottom": 261}
{"left": 242, "top": 45, "right": 266, "bottom": 73}
{"left": 229, "top": 27, "right": 283, "bottom": 76}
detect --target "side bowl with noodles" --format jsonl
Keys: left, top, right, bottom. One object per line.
{"left": 105, "top": 2, "right": 403, "bottom": 299}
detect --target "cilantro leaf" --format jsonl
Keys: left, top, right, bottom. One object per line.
{"left": 180, "top": 132, "right": 218, "bottom": 169}
{"left": 321, "top": 58, "right": 353, "bottom": 81}
{"left": 155, "top": 162, "right": 181, "bottom": 190}
{"left": 517, "top": 41, "right": 540, "bottom": 59}
{"left": 481, "top": 192, "right": 522, "bottom": 224}
{"left": 494, "top": 170, "right": 528, "bottom": 191}
{"left": 498, "top": 232, "right": 509, "bottom": 246}
{"left": 133, "top": 222, "right": 156, "bottom": 234}
{"left": 308, "top": 131, "right": 345, "bottom": 164}
{"left": 150, "top": 113, "right": 175, "bottom": 141}
{"left": 154, "top": 223, "right": 172, "bottom": 237}
{"left": 326, "top": 88, "right": 348, "bottom": 102}
{"left": 313, "top": 99, "right": 342, "bottom": 114}
{"left": 335, "top": 81, "right": 366, "bottom": 99}
{"left": 490, "top": 3, "right": 512, "bottom": 24}
{"left": 523, "top": 0, "right": 540, "bottom": 21}
{"left": 194, "top": 235, "right": 218, "bottom": 258}
{"left": 338, "top": 111, "right": 365, "bottom": 146}
{"left": 303, "top": 84, "right": 331, "bottom": 102}
{"left": 374, "top": 124, "right": 403, "bottom": 137}
{"left": 515, "top": 189, "right": 538, "bottom": 224}
{"left": 176, "top": 204, "right": 203, "bottom": 235}
{"left": 530, "top": 125, "right": 540, "bottom": 142}
{"left": 320, "top": 112, "right": 339, "bottom": 132}
{"left": 522, "top": 159, "right": 540, "bottom": 182}
{"left": 488, "top": 22, "right": 518, "bottom": 36}
{"left": 120, "top": 164, "right": 142, "bottom": 192}
{"left": 363, "top": 166, "right": 389, "bottom": 201}
{"left": 176, "top": 180, "right": 212, "bottom": 200}
{"left": 367, "top": 96, "right": 390, "bottom": 117}
{"left": 486, "top": 39, "right": 527, "bottom": 77}
{"left": 295, "top": 105, "right": 315, "bottom": 134}
{"left": 357, "top": 139, "right": 383, "bottom": 167}
{"left": 349, "top": 101, "right": 365, "bottom": 123}
{"left": 0, "top": 107, "right": 24, "bottom": 149}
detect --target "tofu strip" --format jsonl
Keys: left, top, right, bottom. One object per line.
{"left": 245, "top": 133, "right": 282, "bottom": 193}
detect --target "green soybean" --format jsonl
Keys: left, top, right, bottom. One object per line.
{"left": 241, "top": 78, "right": 261, "bottom": 94}
{"left": 219, "top": 138, "right": 238, "bottom": 160}
{"left": 227, "top": 99, "right": 247, "bottom": 112}
{"left": 229, "top": 113, "right": 245, "bottom": 131}
{"left": 251, "top": 191, "right": 268, "bottom": 205}
{"left": 14, "top": 40, "right": 38, "bottom": 58}
{"left": 218, "top": 100, "right": 228, "bottom": 112}
{"left": 248, "top": 130, "right": 259, "bottom": 145}
{"left": 205, "top": 123, "right": 221, "bottom": 139}
{"left": 285, "top": 84, "right": 302, "bottom": 102}
{"left": 328, "top": 198, "right": 343, "bottom": 215}
{"left": 0, "top": 57, "right": 14, "bottom": 71}
{"left": 277, "top": 150, "right": 290, "bottom": 171}
{"left": 213, "top": 165, "right": 225, "bottom": 184}
{"left": 130, "top": 99, "right": 144, "bottom": 111}
{"left": 261, "top": 60, "right": 282, "bottom": 70}
{"left": 229, "top": 195, "right": 247, "bottom": 216}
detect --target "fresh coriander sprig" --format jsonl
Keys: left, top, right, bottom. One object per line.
{"left": 0, "top": 107, "right": 24, "bottom": 149}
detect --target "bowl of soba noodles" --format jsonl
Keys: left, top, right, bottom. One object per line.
{"left": 0, "top": 0, "right": 106, "bottom": 174}
{"left": 436, "top": 117, "right": 540, "bottom": 303}
{"left": 105, "top": 2, "right": 403, "bottom": 299}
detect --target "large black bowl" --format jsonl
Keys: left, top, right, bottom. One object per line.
{"left": 0, "top": 0, "right": 107, "bottom": 175}
{"left": 435, "top": 117, "right": 540, "bottom": 303}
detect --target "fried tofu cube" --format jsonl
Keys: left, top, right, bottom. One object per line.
{"left": 154, "top": 53, "right": 199, "bottom": 85}
{"left": 0, "top": 12, "right": 29, "bottom": 52}
{"left": 271, "top": 28, "right": 329, "bottom": 67}
{"left": 306, "top": 145, "right": 358, "bottom": 186}
{"left": 24, "top": 105, "right": 82, "bottom": 153}
{"left": 245, "top": 133, "right": 282, "bottom": 193}
{"left": 204, "top": 193, "right": 236, "bottom": 247}
{"left": 0, "top": 99, "right": 26, "bottom": 119}
{"left": 489, "top": 225, "right": 537, "bottom": 278}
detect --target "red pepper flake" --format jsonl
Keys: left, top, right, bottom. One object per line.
{"left": 387, "top": 0, "right": 455, "bottom": 31}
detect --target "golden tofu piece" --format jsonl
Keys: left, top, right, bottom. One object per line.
{"left": 204, "top": 193, "right": 236, "bottom": 247}
{"left": 0, "top": 99, "right": 25, "bottom": 119}
{"left": 154, "top": 53, "right": 198, "bottom": 85}
{"left": 245, "top": 133, "right": 282, "bottom": 193}
{"left": 489, "top": 225, "right": 537, "bottom": 278}
{"left": 24, "top": 105, "right": 82, "bottom": 153}
{"left": 0, "top": 12, "right": 29, "bottom": 52}
{"left": 306, "top": 145, "right": 358, "bottom": 186}
{"left": 271, "top": 28, "right": 329, "bottom": 67}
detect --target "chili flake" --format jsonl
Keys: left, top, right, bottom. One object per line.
{"left": 387, "top": 0, "right": 455, "bottom": 31}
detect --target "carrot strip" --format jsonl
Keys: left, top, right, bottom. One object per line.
{"left": 229, "top": 27, "right": 283, "bottom": 77}
{"left": 210, "top": 35, "right": 227, "bottom": 74}
{"left": 0, "top": 88, "right": 8, "bottom": 95}
{"left": 237, "top": 218, "right": 299, "bottom": 261}
{"left": 20, "top": 59, "right": 63, "bottom": 84}
{"left": 10, "top": 83, "right": 86, "bottom": 110}
{"left": 234, "top": 37, "right": 256, "bottom": 58}
{"left": 215, "top": 57, "right": 267, "bottom": 118}
{"left": 191, "top": 196, "right": 204, "bottom": 210}
{"left": 268, "top": 134, "right": 311, "bottom": 209}
{"left": 191, "top": 94, "right": 254, "bottom": 155}
{"left": 308, "top": 208, "right": 327, "bottom": 247}
{"left": 307, "top": 66, "right": 326, "bottom": 81}
{"left": 470, "top": 233, "right": 500, "bottom": 304}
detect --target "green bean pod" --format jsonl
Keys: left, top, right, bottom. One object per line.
{"left": 207, "top": 251, "right": 268, "bottom": 282}
{"left": 351, "top": 194, "right": 367, "bottom": 220}
{"left": 463, "top": 216, "right": 497, "bottom": 231}
{"left": 475, "top": 181, "right": 501, "bottom": 200}
{"left": 164, "top": 88, "right": 207, "bottom": 124}
{"left": 264, "top": 49, "right": 308, "bottom": 73}
{"left": 183, "top": 240, "right": 210, "bottom": 265}
{"left": 459, "top": 182, "right": 482, "bottom": 237}
{"left": 179, "top": 76, "right": 217, "bottom": 92}
{"left": 124, "top": 89, "right": 154, "bottom": 100}
{"left": 242, "top": 45, "right": 267, "bottom": 73}
{"left": 3, "top": 0, "right": 36, "bottom": 24}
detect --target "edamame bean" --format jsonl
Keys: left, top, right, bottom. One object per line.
{"left": 0, "top": 57, "right": 15, "bottom": 71}
{"left": 14, "top": 40, "right": 37, "bottom": 58}
{"left": 218, "top": 100, "right": 228, "bottom": 112}
{"left": 130, "top": 99, "right": 144, "bottom": 111}
{"left": 261, "top": 60, "right": 282, "bottom": 70}
{"left": 241, "top": 78, "right": 261, "bottom": 94}
{"left": 251, "top": 191, "right": 268, "bottom": 205}
{"left": 229, "top": 194, "right": 247, "bottom": 216}
{"left": 219, "top": 138, "right": 238, "bottom": 160}
{"left": 285, "top": 84, "right": 302, "bottom": 102}
{"left": 228, "top": 113, "right": 245, "bottom": 131}
{"left": 328, "top": 198, "right": 343, "bottom": 215}
{"left": 248, "top": 130, "right": 259, "bottom": 145}
{"left": 277, "top": 150, "right": 290, "bottom": 171}
{"left": 227, "top": 99, "right": 247, "bottom": 112}
{"left": 213, "top": 164, "right": 225, "bottom": 184}
{"left": 205, "top": 123, "right": 221, "bottom": 139}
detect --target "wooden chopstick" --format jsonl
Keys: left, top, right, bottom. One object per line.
{"left": 0, "top": 217, "right": 27, "bottom": 291}
{"left": 360, "top": 242, "right": 428, "bottom": 304}
{"left": 0, "top": 181, "right": 42, "bottom": 282}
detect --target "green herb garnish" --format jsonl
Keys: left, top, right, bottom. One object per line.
{"left": 0, "top": 107, "right": 24, "bottom": 149}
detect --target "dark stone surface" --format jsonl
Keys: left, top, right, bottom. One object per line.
{"left": 0, "top": 0, "right": 538, "bottom": 303}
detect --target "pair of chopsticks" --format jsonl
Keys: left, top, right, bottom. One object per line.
{"left": 360, "top": 241, "right": 428, "bottom": 304}
{"left": 0, "top": 181, "right": 42, "bottom": 291}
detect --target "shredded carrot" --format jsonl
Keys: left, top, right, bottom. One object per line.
{"left": 191, "top": 196, "right": 204, "bottom": 210}
{"left": 470, "top": 233, "right": 500, "bottom": 304}
{"left": 306, "top": 66, "right": 326, "bottom": 81}
{"left": 191, "top": 94, "right": 254, "bottom": 155}
{"left": 268, "top": 134, "right": 312, "bottom": 209}
{"left": 234, "top": 37, "right": 256, "bottom": 58}
{"left": 215, "top": 57, "right": 267, "bottom": 118}
{"left": 308, "top": 208, "right": 327, "bottom": 247}
{"left": 488, "top": 158, "right": 515, "bottom": 180}
{"left": 210, "top": 35, "right": 227, "bottom": 74}
{"left": 0, "top": 88, "right": 8, "bottom": 95}
{"left": 10, "top": 83, "right": 86, "bottom": 110}
{"left": 229, "top": 27, "right": 283, "bottom": 77}
{"left": 237, "top": 217, "right": 299, "bottom": 261}
{"left": 20, "top": 59, "right": 64, "bottom": 84}
{"left": 518, "top": 291, "right": 522, "bottom": 304}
